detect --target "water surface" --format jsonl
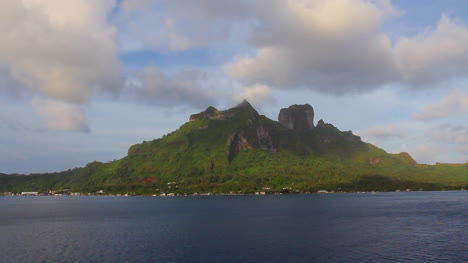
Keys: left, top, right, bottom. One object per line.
{"left": 0, "top": 192, "right": 466, "bottom": 262}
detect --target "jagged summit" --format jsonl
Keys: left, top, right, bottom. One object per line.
{"left": 183, "top": 103, "right": 364, "bottom": 156}
{"left": 205, "top": 106, "right": 218, "bottom": 113}
{"left": 235, "top": 99, "right": 253, "bottom": 108}
{"left": 189, "top": 106, "right": 218, "bottom": 121}
{"left": 190, "top": 100, "right": 259, "bottom": 121}
{"left": 278, "top": 104, "right": 315, "bottom": 132}
{"left": 317, "top": 119, "right": 333, "bottom": 128}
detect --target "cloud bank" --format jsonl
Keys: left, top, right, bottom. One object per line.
{"left": 225, "top": 0, "right": 401, "bottom": 94}
{"left": 395, "top": 15, "right": 468, "bottom": 85}
{"left": 0, "top": 0, "right": 121, "bottom": 102}
{"left": 3, "top": 0, "right": 468, "bottom": 134}
{"left": 233, "top": 84, "right": 275, "bottom": 106}
{"left": 225, "top": 1, "right": 468, "bottom": 93}
{"left": 0, "top": 0, "right": 121, "bottom": 131}
{"left": 32, "top": 98, "right": 89, "bottom": 132}
{"left": 117, "top": 0, "right": 468, "bottom": 94}
{"left": 414, "top": 88, "right": 468, "bottom": 121}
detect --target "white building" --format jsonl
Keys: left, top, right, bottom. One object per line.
{"left": 21, "top": 192, "right": 38, "bottom": 196}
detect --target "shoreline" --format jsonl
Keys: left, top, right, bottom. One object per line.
{"left": 1, "top": 189, "right": 465, "bottom": 197}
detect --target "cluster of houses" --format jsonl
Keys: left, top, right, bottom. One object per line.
{"left": 0, "top": 190, "right": 106, "bottom": 196}
{"left": 0, "top": 192, "right": 39, "bottom": 196}
{"left": 1, "top": 190, "right": 305, "bottom": 196}
{"left": 4, "top": 183, "right": 416, "bottom": 196}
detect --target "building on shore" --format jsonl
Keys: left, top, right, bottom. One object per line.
{"left": 21, "top": 192, "right": 38, "bottom": 196}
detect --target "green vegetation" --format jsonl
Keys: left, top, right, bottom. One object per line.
{"left": 1, "top": 102, "right": 467, "bottom": 194}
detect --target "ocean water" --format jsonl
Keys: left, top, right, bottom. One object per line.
{"left": 0, "top": 192, "right": 466, "bottom": 263}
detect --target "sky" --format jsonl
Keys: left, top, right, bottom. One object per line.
{"left": 1, "top": 0, "right": 468, "bottom": 174}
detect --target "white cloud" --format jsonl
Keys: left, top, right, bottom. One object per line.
{"left": 394, "top": 15, "right": 468, "bottom": 85}
{"left": 359, "top": 124, "right": 405, "bottom": 140}
{"left": 233, "top": 84, "right": 275, "bottom": 106}
{"left": 32, "top": 98, "right": 89, "bottom": 132}
{"left": 132, "top": 67, "right": 216, "bottom": 109}
{"left": 227, "top": 3, "right": 468, "bottom": 93}
{"left": 224, "top": 0, "right": 401, "bottom": 94}
{"left": 0, "top": 0, "right": 122, "bottom": 131}
{"left": 118, "top": 0, "right": 468, "bottom": 94}
{"left": 413, "top": 88, "right": 468, "bottom": 121}
{"left": 0, "top": 0, "right": 121, "bottom": 103}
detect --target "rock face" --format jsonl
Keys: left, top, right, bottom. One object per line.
{"left": 278, "top": 104, "right": 315, "bottom": 131}
{"left": 228, "top": 126, "right": 279, "bottom": 162}
{"left": 228, "top": 130, "right": 253, "bottom": 162}
{"left": 316, "top": 119, "right": 326, "bottom": 128}
{"left": 193, "top": 101, "right": 360, "bottom": 162}
{"left": 227, "top": 101, "right": 279, "bottom": 161}
{"left": 315, "top": 119, "right": 361, "bottom": 146}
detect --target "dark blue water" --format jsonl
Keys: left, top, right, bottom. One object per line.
{"left": 0, "top": 192, "right": 466, "bottom": 263}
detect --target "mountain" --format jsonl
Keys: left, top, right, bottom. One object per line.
{"left": 1, "top": 101, "right": 467, "bottom": 194}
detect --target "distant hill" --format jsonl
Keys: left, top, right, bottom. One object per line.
{"left": 1, "top": 101, "right": 467, "bottom": 194}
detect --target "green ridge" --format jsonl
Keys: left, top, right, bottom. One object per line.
{"left": 1, "top": 102, "right": 467, "bottom": 194}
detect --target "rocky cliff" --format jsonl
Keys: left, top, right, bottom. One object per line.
{"left": 278, "top": 104, "right": 315, "bottom": 131}
{"left": 227, "top": 101, "right": 279, "bottom": 161}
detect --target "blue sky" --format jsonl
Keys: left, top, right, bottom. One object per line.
{"left": 1, "top": 0, "right": 468, "bottom": 174}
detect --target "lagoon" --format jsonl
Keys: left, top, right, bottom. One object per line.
{"left": 0, "top": 192, "right": 466, "bottom": 262}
